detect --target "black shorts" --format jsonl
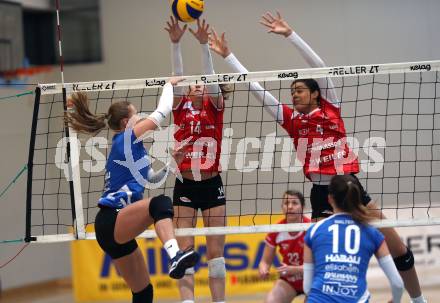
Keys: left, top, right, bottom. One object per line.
{"left": 173, "top": 174, "right": 226, "bottom": 211}
{"left": 310, "top": 174, "right": 371, "bottom": 219}
{"left": 95, "top": 206, "right": 138, "bottom": 259}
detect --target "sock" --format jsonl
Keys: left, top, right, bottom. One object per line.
{"left": 411, "top": 295, "right": 427, "bottom": 303}
{"left": 132, "top": 284, "right": 153, "bottom": 303}
{"left": 164, "top": 238, "right": 179, "bottom": 259}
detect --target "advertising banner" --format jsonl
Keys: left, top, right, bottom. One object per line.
{"left": 72, "top": 216, "right": 285, "bottom": 301}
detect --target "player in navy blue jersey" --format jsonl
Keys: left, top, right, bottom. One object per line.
{"left": 303, "top": 175, "right": 404, "bottom": 302}
{"left": 66, "top": 78, "right": 199, "bottom": 303}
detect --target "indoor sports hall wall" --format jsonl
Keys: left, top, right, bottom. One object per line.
{"left": 1, "top": 0, "right": 439, "bottom": 291}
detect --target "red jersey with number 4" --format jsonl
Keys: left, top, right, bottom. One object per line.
{"left": 173, "top": 96, "right": 224, "bottom": 173}
{"left": 281, "top": 98, "right": 359, "bottom": 179}
{"left": 265, "top": 217, "right": 311, "bottom": 292}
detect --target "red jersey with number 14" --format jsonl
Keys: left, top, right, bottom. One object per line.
{"left": 265, "top": 216, "right": 311, "bottom": 292}
{"left": 281, "top": 98, "right": 359, "bottom": 179}
{"left": 173, "top": 96, "right": 224, "bottom": 173}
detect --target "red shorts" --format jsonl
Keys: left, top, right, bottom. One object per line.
{"left": 281, "top": 276, "right": 304, "bottom": 295}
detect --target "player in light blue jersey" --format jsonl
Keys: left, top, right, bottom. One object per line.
{"left": 66, "top": 78, "right": 199, "bottom": 303}
{"left": 303, "top": 175, "right": 404, "bottom": 303}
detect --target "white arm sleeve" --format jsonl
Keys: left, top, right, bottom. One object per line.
{"left": 224, "top": 53, "right": 284, "bottom": 123}
{"left": 302, "top": 262, "right": 314, "bottom": 295}
{"left": 201, "top": 43, "right": 220, "bottom": 96}
{"left": 149, "top": 83, "right": 173, "bottom": 127}
{"left": 378, "top": 255, "right": 404, "bottom": 303}
{"left": 171, "top": 42, "right": 185, "bottom": 96}
{"left": 286, "top": 32, "right": 339, "bottom": 107}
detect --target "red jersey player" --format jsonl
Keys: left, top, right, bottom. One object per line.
{"left": 209, "top": 11, "right": 426, "bottom": 303}
{"left": 259, "top": 190, "right": 309, "bottom": 303}
{"left": 210, "top": 27, "right": 360, "bottom": 220}
{"left": 165, "top": 17, "right": 232, "bottom": 303}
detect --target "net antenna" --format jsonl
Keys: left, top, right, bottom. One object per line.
{"left": 55, "top": 0, "right": 86, "bottom": 240}
{"left": 27, "top": 60, "right": 440, "bottom": 243}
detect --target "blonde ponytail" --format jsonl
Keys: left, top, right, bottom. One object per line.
{"left": 65, "top": 92, "right": 107, "bottom": 134}
{"left": 66, "top": 93, "right": 132, "bottom": 134}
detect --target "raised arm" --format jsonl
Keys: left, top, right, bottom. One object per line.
{"left": 134, "top": 78, "right": 183, "bottom": 138}
{"left": 260, "top": 11, "right": 339, "bottom": 106}
{"left": 189, "top": 19, "right": 223, "bottom": 109}
{"left": 375, "top": 241, "right": 404, "bottom": 303}
{"left": 165, "top": 16, "right": 187, "bottom": 107}
{"left": 209, "top": 30, "right": 284, "bottom": 123}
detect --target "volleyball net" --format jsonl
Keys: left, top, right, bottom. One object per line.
{"left": 26, "top": 60, "right": 440, "bottom": 243}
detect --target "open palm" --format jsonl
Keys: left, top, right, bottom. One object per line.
{"left": 208, "top": 29, "right": 231, "bottom": 58}
{"left": 260, "top": 11, "right": 292, "bottom": 37}
{"left": 189, "top": 18, "right": 210, "bottom": 44}
{"left": 165, "top": 16, "right": 187, "bottom": 43}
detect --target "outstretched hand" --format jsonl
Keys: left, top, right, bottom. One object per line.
{"left": 260, "top": 11, "right": 293, "bottom": 37}
{"left": 165, "top": 16, "right": 187, "bottom": 43}
{"left": 189, "top": 18, "right": 210, "bottom": 44}
{"left": 208, "top": 29, "right": 231, "bottom": 58}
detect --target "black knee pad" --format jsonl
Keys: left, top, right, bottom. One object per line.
{"left": 149, "top": 194, "right": 174, "bottom": 223}
{"left": 132, "top": 283, "right": 153, "bottom": 303}
{"left": 393, "top": 247, "right": 415, "bottom": 271}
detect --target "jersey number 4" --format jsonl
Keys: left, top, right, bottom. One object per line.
{"left": 328, "top": 224, "right": 361, "bottom": 254}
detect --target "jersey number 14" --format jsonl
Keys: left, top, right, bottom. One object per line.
{"left": 190, "top": 121, "right": 201, "bottom": 134}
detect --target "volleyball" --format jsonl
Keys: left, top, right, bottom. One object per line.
{"left": 171, "top": 0, "right": 204, "bottom": 23}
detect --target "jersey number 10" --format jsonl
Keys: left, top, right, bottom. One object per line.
{"left": 328, "top": 224, "right": 361, "bottom": 254}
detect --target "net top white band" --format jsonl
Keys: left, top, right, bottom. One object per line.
{"left": 32, "top": 217, "right": 440, "bottom": 243}
{"left": 38, "top": 60, "right": 440, "bottom": 95}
